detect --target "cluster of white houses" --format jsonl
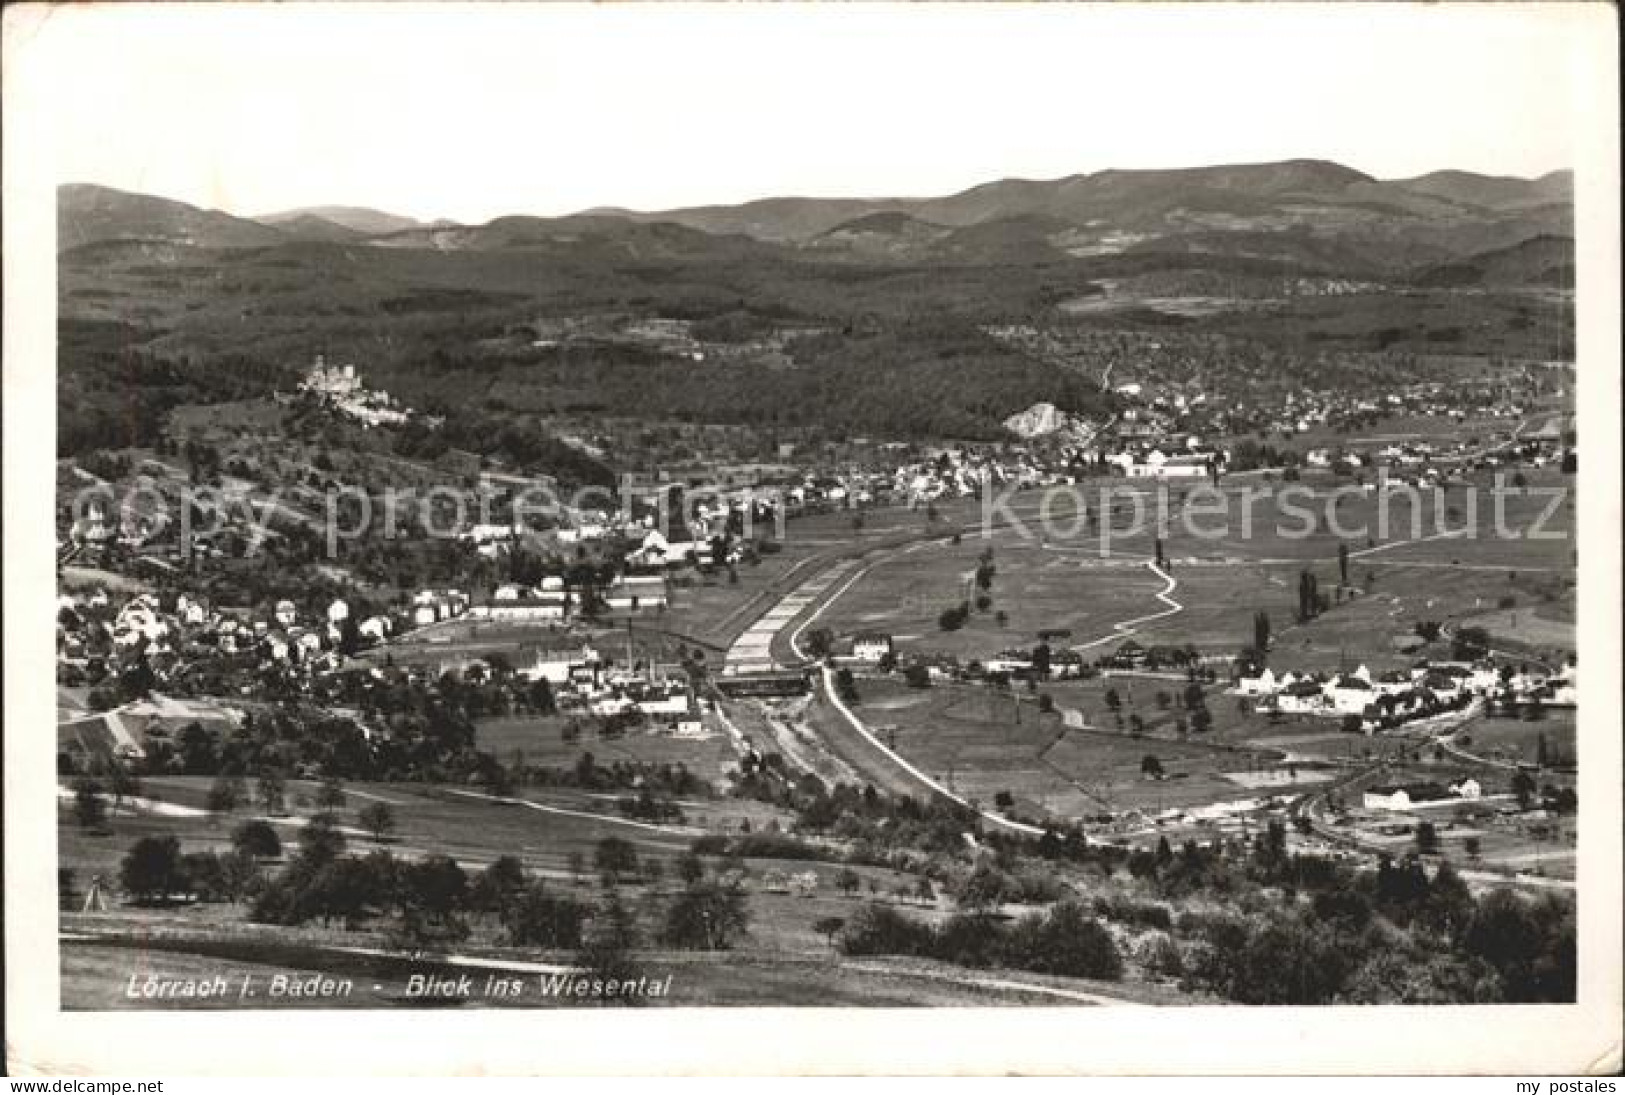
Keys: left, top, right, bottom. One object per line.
{"left": 1234, "top": 660, "right": 1576, "bottom": 728}
{"left": 887, "top": 441, "right": 1223, "bottom": 504}
{"left": 1102, "top": 447, "right": 1219, "bottom": 480}
{"left": 56, "top": 588, "right": 406, "bottom": 674}
{"left": 1362, "top": 778, "right": 1483, "bottom": 812}
{"left": 515, "top": 641, "right": 703, "bottom": 735}
{"left": 59, "top": 566, "right": 680, "bottom": 692}
{"left": 473, "top": 574, "right": 670, "bottom": 624}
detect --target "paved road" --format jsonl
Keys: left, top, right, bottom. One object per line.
{"left": 724, "top": 558, "right": 863, "bottom": 673}
{"left": 718, "top": 541, "right": 1190, "bottom": 836}
{"left": 719, "top": 538, "right": 1044, "bottom": 833}
{"left": 713, "top": 483, "right": 1559, "bottom": 836}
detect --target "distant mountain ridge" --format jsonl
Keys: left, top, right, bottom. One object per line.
{"left": 58, "top": 160, "right": 1573, "bottom": 276}
{"left": 57, "top": 160, "right": 1577, "bottom": 461}
{"left": 257, "top": 204, "right": 446, "bottom": 235}
{"left": 584, "top": 160, "right": 1567, "bottom": 244}
{"left": 1414, "top": 234, "right": 1577, "bottom": 288}
{"left": 57, "top": 187, "right": 465, "bottom": 252}
{"left": 58, "top": 184, "right": 287, "bottom": 251}
{"left": 1391, "top": 169, "right": 1573, "bottom": 212}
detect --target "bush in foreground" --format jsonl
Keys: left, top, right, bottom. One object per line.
{"left": 838, "top": 900, "right": 1122, "bottom": 981}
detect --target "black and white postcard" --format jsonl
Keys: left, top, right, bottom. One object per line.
{"left": 4, "top": 0, "right": 1620, "bottom": 1077}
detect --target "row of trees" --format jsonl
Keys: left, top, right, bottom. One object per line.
{"left": 837, "top": 899, "right": 1123, "bottom": 981}
{"left": 114, "top": 820, "right": 751, "bottom": 970}
{"left": 1103, "top": 825, "right": 1576, "bottom": 1004}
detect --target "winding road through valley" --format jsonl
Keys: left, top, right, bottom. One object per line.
{"left": 718, "top": 524, "right": 1189, "bottom": 835}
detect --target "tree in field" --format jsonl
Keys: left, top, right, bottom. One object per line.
{"left": 813, "top": 915, "right": 846, "bottom": 949}
{"left": 953, "top": 861, "right": 1010, "bottom": 914}
{"left": 803, "top": 628, "right": 834, "bottom": 660}
{"left": 175, "top": 722, "right": 217, "bottom": 774}
{"left": 1252, "top": 611, "right": 1271, "bottom": 657}
{"left": 1415, "top": 821, "right": 1441, "bottom": 856}
{"left": 503, "top": 882, "right": 586, "bottom": 948}
{"left": 105, "top": 763, "right": 141, "bottom": 816}
{"left": 1511, "top": 769, "right": 1537, "bottom": 810}
{"left": 120, "top": 835, "right": 187, "bottom": 905}
{"left": 1461, "top": 889, "right": 1573, "bottom": 1002}
{"left": 529, "top": 677, "right": 557, "bottom": 715}
{"left": 662, "top": 878, "right": 751, "bottom": 950}
{"left": 297, "top": 812, "right": 347, "bottom": 868}
{"left": 1014, "top": 901, "right": 1124, "bottom": 981}
{"left": 358, "top": 801, "right": 396, "bottom": 844}
{"left": 1189, "top": 706, "right": 1214, "bottom": 734}
{"left": 1297, "top": 571, "right": 1320, "bottom": 623}
{"left": 73, "top": 778, "right": 109, "bottom": 832}
{"left": 218, "top": 850, "right": 263, "bottom": 902}
{"left": 470, "top": 855, "right": 529, "bottom": 916}
{"left": 677, "top": 851, "right": 706, "bottom": 887}
{"left": 1104, "top": 688, "right": 1122, "bottom": 714}
{"left": 1227, "top": 915, "right": 1349, "bottom": 1004}
{"left": 480, "top": 760, "right": 514, "bottom": 798}
{"left": 1452, "top": 626, "right": 1491, "bottom": 661}
{"left": 1464, "top": 836, "right": 1483, "bottom": 862}
{"left": 182, "top": 851, "right": 233, "bottom": 903}
{"left": 256, "top": 773, "right": 287, "bottom": 816}
{"left": 577, "top": 890, "right": 641, "bottom": 988}
{"left": 834, "top": 667, "right": 859, "bottom": 703}
{"left": 315, "top": 779, "right": 347, "bottom": 812}
{"left": 205, "top": 777, "right": 244, "bottom": 815}
{"left": 1140, "top": 755, "right": 1165, "bottom": 780}
{"left": 232, "top": 819, "right": 282, "bottom": 860}
{"left": 836, "top": 867, "right": 862, "bottom": 898}
{"left": 1338, "top": 542, "right": 1350, "bottom": 586}
{"left": 303, "top": 857, "right": 382, "bottom": 929}
{"left": 594, "top": 836, "right": 639, "bottom": 886}
{"left": 400, "top": 855, "right": 469, "bottom": 923}
{"left": 384, "top": 855, "right": 471, "bottom": 952}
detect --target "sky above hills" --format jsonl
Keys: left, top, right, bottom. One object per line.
{"left": 8, "top": 2, "right": 1603, "bottom": 225}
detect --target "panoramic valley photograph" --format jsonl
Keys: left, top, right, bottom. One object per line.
{"left": 39, "top": 4, "right": 1591, "bottom": 1016}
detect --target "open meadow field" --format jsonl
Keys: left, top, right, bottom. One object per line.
{"left": 829, "top": 677, "right": 1293, "bottom": 820}
{"left": 58, "top": 775, "right": 1202, "bottom": 1010}
{"left": 474, "top": 713, "right": 741, "bottom": 783}
{"left": 57, "top": 777, "right": 799, "bottom": 887}
{"left": 1456, "top": 710, "right": 1577, "bottom": 768}
{"left": 808, "top": 541, "right": 1167, "bottom": 662}
{"left": 61, "top": 901, "right": 1191, "bottom": 1010}
{"left": 792, "top": 469, "right": 1573, "bottom": 676}
{"left": 664, "top": 496, "right": 1005, "bottom": 647}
